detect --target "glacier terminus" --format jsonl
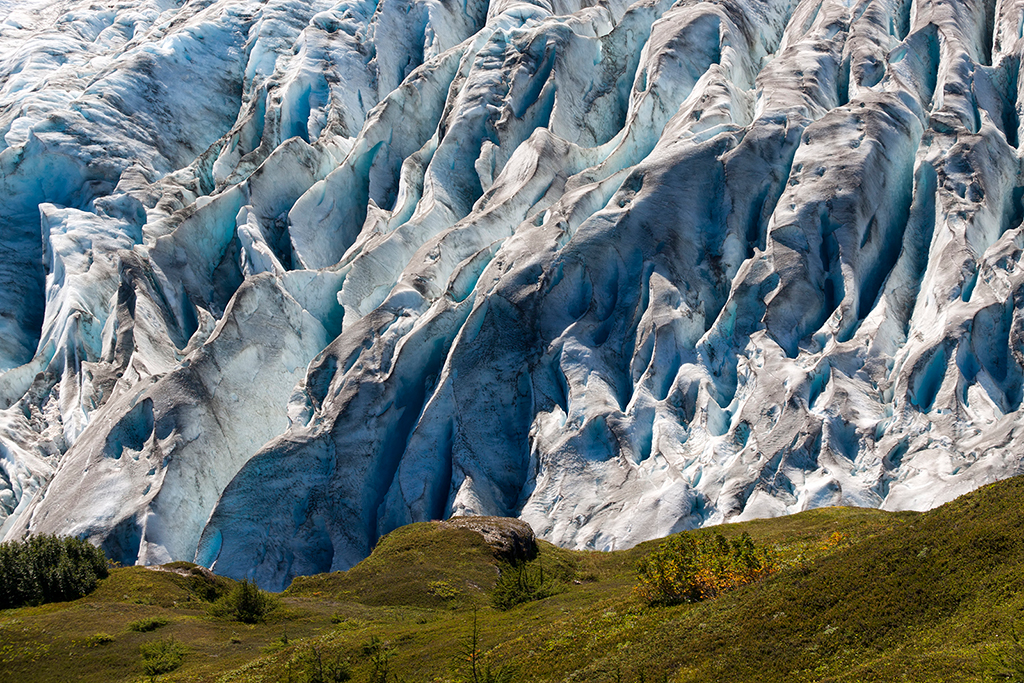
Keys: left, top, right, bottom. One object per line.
{"left": 1, "top": 0, "right": 1023, "bottom": 589}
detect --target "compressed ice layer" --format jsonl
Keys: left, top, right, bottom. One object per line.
{"left": 2, "top": 0, "right": 1024, "bottom": 588}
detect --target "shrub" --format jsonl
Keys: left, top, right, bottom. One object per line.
{"left": 427, "top": 579, "right": 461, "bottom": 600}
{"left": 127, "top": 617, "right": 169, "bottom": 632}
{"left": 299, "top": 642, "right": 352, "bottom": 683}
{"left": 139, "top": 637, "right": 186, "bottom": 679}
{"left": 0, "top": 534, "right": 108, "bottom": 608}
{"left": 213, "top": 578, "right": 278, "bottom": 623}
{"left": 635, "top": 532, "right": 777, "bottom": 606}
{"left": 364, "top": 636, "right": 395, "bottom": 683}
{"left": 492, "top": 559, "right": 562, "bottom": 610}
{"left": 86, "top": 633, "right": 115, "bottom": 646}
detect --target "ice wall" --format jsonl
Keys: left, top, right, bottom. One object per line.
{"left": 2, "top": 0, "right": 1024, "bottom": 589}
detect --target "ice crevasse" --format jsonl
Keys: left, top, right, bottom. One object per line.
{"left": 1, "top": 0, "right": 1023, "bottom": 589}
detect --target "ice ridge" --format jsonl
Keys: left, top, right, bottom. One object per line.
{"left": 1, "top": 0, "right": 1024, "bottom": 589}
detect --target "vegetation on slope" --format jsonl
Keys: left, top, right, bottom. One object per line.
{"left": 634, "top": 531, "right": 778, "bottom": 605}
{"left": 2, "top": 478, "right": 1024, "bottom": 681}
{"left": 0, "top": 534, "right": 109, "bottom": 608}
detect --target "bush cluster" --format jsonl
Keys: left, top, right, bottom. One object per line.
{"left": 492, "top": 560, "right": 561, "bottom": 610}
{"left": 211, "top": 578, "right": 278, "bottom": 623}
{"left": 139, "top": 637, "right": 186, "bottom": 679}
{"left": 297, "top": 642, "right": 352, "bottom": 683}
{"left": 635, "top": 532, "right": 776, "bottom": 606}
{"left": 127, "top": 617, "right": 169, "bottom": 632}
{"left": 0, "top": 534, "right": 108, "bottom": 608}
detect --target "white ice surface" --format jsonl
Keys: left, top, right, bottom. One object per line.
{"left": 2, "top": 0, "right": 1024, "bottom": 589}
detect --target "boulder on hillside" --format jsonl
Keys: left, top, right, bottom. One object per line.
{"left": 439, "top": 517, "right": 536, "bottom": 563}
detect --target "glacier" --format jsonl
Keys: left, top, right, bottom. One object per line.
{"left": 1, "top": 0, "right": 1024, "bottom": 589}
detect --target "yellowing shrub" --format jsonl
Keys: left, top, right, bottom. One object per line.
{"left": 635, "top": 532, "right": 777, "bottom": 606}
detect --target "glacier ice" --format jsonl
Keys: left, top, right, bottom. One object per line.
{"left": 2, "top": 0, "right": 1024, "bottom": 589}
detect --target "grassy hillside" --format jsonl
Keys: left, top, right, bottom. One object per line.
{"left": 3, "top": 477, "right": 1024, "bottom": 682}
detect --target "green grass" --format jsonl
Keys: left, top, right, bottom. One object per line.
{"left": 287, "top": 522, "right": 507, "bottom": 608}
{"left": 3, "top": 477, "right": 1024, "bottom": 682}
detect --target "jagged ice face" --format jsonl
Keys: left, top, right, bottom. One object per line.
{"left": 0, "top": 0, "right": 1022, "bottom": 589}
